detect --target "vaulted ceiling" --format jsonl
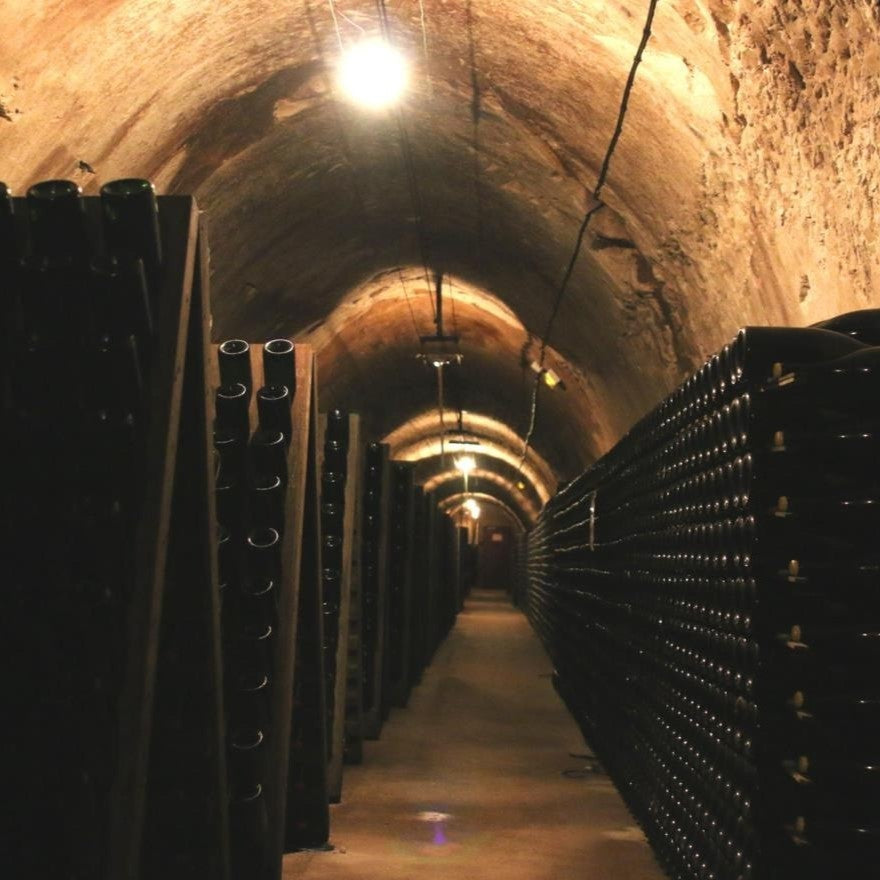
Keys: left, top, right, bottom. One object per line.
{"left": 2, "top": 0, "right": 878, "bottom": 519}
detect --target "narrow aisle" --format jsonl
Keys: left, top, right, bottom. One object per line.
{"left": 284, "top": 589, "right": 663, "bottom": 880}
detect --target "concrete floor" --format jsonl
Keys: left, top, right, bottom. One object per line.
{"left": 283, "top": 589, "right": 664, "bottom": 880}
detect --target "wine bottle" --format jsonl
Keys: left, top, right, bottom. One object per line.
{"left": 246, "top": 527, "right": 282, "bottom": 585}
{"left": 811, "top": 308, "right": 880, "bottom": 346}
{"left": 26, "top": 179, "right": 89, "bottom": 267}
{"left": 262, "top": 339, "right": 295, "bottom": 394}
{"left": 229, "top": 783, "right": 269, "bottom": 880}
{"left": 89, "top": 254, "right": 154, "bottom": 350}
{"left": 249, "top": 475, "right": 284, "bottom": 530}
{"left": 215, "top": 382, "right": 249, "bottom": 441}
{"left": 228, "top": 726, "right": 265, "bottom": 793}
{"left": 218, "top": 339, "right": 252, "bottom": 395}
{"left": 323, "top": 439, "right": 347, "bottom": 475}
{"left": 249, "top": 427, "right": 287, "bottom": 483}
{"left": 21, "top": 181, "right": 90, "bottom": 343}
{"left": 326, "top": 408, "right": 349, "bottom": 444}
{"left": 1, "top": 181, "right": 16, "bottom": 268}
{"left": 256, "top": 384, "right": 292, "bottom": 438}
{"left": 99, "top": 178, "right": 162, "bottom": 301}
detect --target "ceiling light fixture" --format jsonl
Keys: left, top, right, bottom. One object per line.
{"left": 454, "top": 455, "right": 476, "bottom": 475}
{"left": 337, "top": 38, "right": 409, "bottom": 110}
{"left": 463, "top": 498, "right": 481, "bottom": 519}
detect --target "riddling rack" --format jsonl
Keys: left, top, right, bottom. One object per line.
{"left": 3, "top": 180, "right": 229, "bottom": 879}
{"left": 210, "top": 336, "right": 328, "bottom": 870}
{"left": 525, "top": 311, "right": 880, "bottom": 880}
{"left": 360, "top": 442, "right": 392, "bottom": 740}
{"left": 319, "top": 411, "right": 362, "bottom": 803}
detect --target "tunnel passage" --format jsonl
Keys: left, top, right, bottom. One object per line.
{"left": 3, "top": 2, "right": 880, "bottom": 878}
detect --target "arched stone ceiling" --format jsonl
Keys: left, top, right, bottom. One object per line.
{"left": 428, "top": 472, "right": 538, "bottom": 524}
{"left": 306, "top": 271, "right": 594, "bottom": 477}
{"left": 422, "top": 468, "right": 541, "bottom": 521}
{"left": 439, "top": 492, "right": 528, "bottom": 531}
{"left": 382, "top": 406, "right": 556, "bottom": 498}
{"left": 2, "top": 0, "right": 878, "bottom": 497}
{"left": 394, "top": 438, "right": 552, "bottom": 504}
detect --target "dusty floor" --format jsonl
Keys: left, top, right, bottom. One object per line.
{"left": 283, "top": 589, "right": 663, "bottom": 880}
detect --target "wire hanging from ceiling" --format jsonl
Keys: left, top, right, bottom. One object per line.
{"left": 326, "top": 0, "right": 345, "bottom": 50}
{"left": 517, "top": 0, "right": 661, "bottom": 474}
{"left": 417, "top": 0, "right": 434, "bottom": 97}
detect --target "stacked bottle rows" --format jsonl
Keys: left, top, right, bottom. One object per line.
{"left": 360, "top": 442, "right": 387, "bottom": 729}
{"left": 320, "top": 410, "right": 350, "bottom": 764}
{"left": 526, "top": 313, "right": 880, "bottom": 880}
{"left": 3, "top": 178, "right": 163, "bottom": 875}
{"left": 213, "top": 337, "right": 298, "bottom": 878}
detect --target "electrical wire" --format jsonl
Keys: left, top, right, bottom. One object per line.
{"left": 518, "top": 0, "right": 661, "bottom": 473}
{"left": 397, "top": 266, "right": 427, "bottom": 341}
{"left": 326, "top": 0, "right": 344, "bottom": 51}
{"left": 417, "top": 0, "right": 434, "bottom": 97}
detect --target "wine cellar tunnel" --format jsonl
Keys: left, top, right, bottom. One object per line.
{"left": 2, "top": 1, "right": 879, "bottom": 879}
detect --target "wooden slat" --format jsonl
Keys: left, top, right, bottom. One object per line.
{"left": 191, "top": 213, "right": 231, "bottom": 878}
{"left": 142, "top": 212, "right": 230, "bottom": 878}
{"left": 265, "top": 343, "right": 315, "bottom": 873}
{"left": 284, "top": 355, "right": 329, "bottom": 850}
{"left": 107, "top": 196, "right": 201, "bottom": 880}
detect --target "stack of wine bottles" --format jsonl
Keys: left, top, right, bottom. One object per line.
{"left": 4, "top": 178, "right": 228, "bottom": 878}
{"left": 214, "top": 338, "right": 300, "bottom": 877}
{"left": 360, "top": 441, "right": 390, "bottom": 738}
{"left": 525, "top": 311, "right": 880, "bottom": 880}
{"left": 320, "top": 409, "right": 350, "bottom": 773}
{"left": 212, "top": 336, "right": 330, "bottom": 861}
{"left": 4, "top": 177, "right": 155, "bottom": 876}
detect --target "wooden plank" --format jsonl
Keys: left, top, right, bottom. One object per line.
{"left": 107, "top": 196, "right": 201, "bottom": 880}
{"left": 284, "top": 354, "right": 329, "bottom": 850}
{"left": 258, "top": 343, "right": 315, "bottom": 877}
{"left": 142, "top": 212, "right": 230, "bottom": 879}
{"left": 326, "top": 414, "right": 361, "bottom": 802}
{"left": 189, "top": 213, "right": 231, "bottom": 878}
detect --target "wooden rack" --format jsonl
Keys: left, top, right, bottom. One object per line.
{"left": 319, "top": 414, "right": 362, "bottom": 803}
{"left": 360, "top": 442, "right": 392, "bottom": 740}
{"left": 5, "top": 194, "right": 230, "bottom": 879}
{"left": 208, "top": 339, "right": 327, "bottom": 869}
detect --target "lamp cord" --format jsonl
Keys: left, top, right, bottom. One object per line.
{"left": 518, "top": 0, "right": 661, "bottom": 474}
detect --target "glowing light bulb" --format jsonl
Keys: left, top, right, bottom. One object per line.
{"left": 455, "top": 455, "right": 476, "bottom": 475}
{"left": 337, "top": 38, "right": 409, "bottom": 110}
{"left": 464, "top": 498, "right": 481, "bottom": 519}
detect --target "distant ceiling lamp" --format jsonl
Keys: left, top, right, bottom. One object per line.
{"left": 338, "top": 38, "right": 409, "bottom": 110}
{"left": 463, "top": 498, "right": 481, "bottom": 519}
{"left": 454, "top": 455, "right": 476, "bottom": 475}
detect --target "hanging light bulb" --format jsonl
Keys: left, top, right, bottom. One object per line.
{"left": 337, "top": 38, "right": 409, "bottom": 110}
{"left": 454, "top": 455, "right": 476, "bottom": 475}
{"left": 463, "top": 498, "right": 481, "bottom": 519}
